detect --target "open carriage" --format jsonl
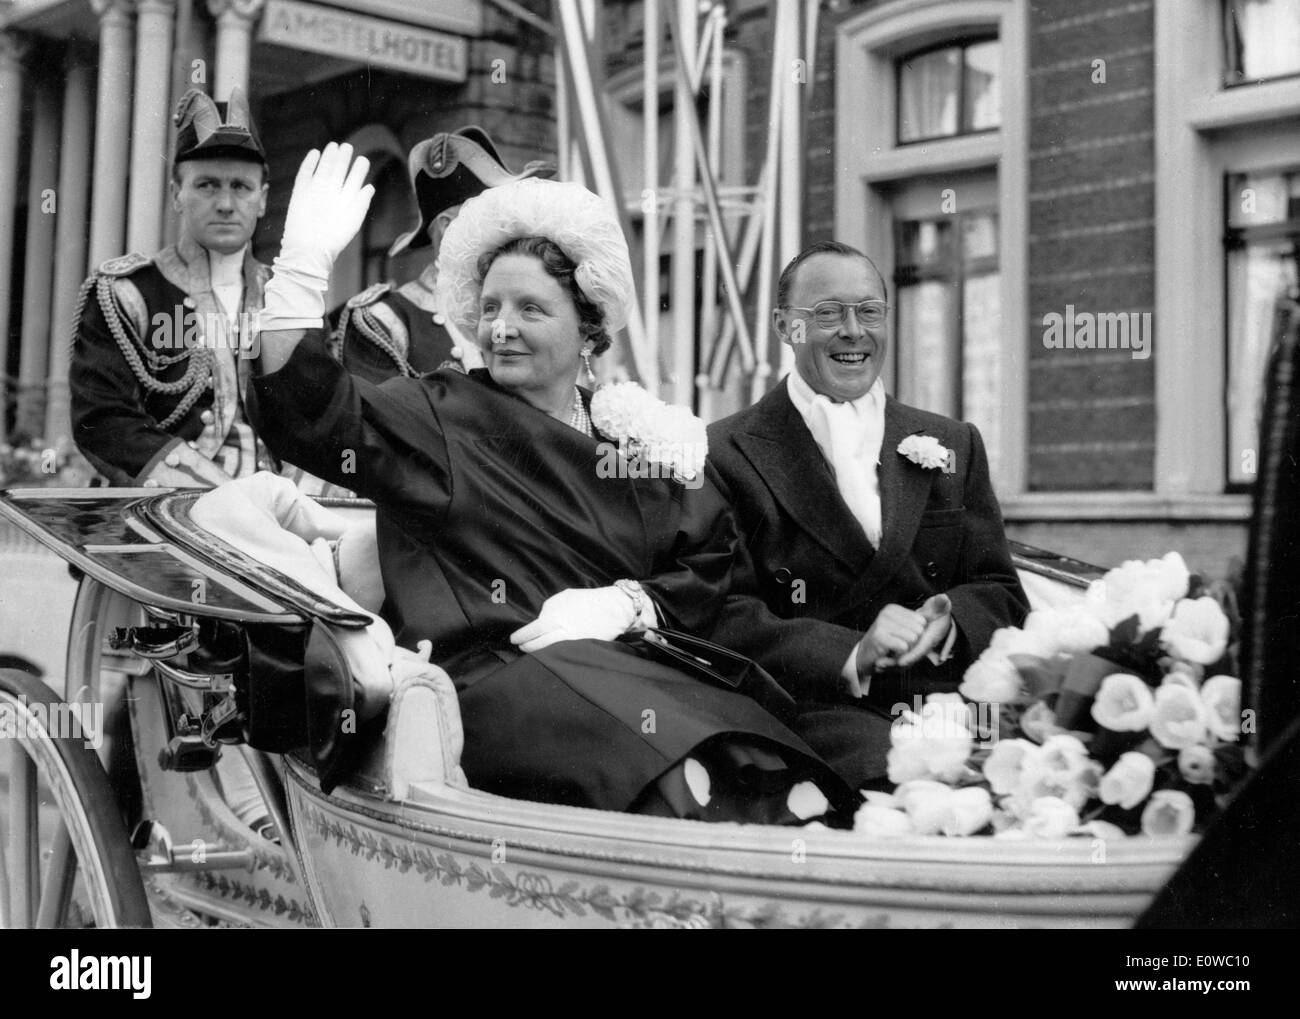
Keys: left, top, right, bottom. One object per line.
{"left": 2, "top": 295, "right": 1295, "bottom": 930}
{"left": 0, "top": 485, "right": 1192, "bottom": 930}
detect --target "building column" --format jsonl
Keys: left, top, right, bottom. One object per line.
{"left": 127, "top": 0, "right": 176, "bottom": 255}
{"left": 15, "top": 74, "right": 61, "bottom": 440}
{"left": 45, "top": 48, "right": 95, "bottom": 447}
{"left": 207, "top": 0, "right": 264, "bottom": 99}
{"left": 163, "top": 0, "right": 212, "bottom": 248}
{"left": 88, "top": 0, "right": 136, "bottom": 269}
{"left": 0, "top": 31, "right": 30, "bottom": 444}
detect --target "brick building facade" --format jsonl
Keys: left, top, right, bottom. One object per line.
{"left": 602, "top": 0, "right": 1299, "bottom": 575}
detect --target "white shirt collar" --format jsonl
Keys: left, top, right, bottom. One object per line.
{"left": 783, "top": 367, "right": 887, "bottom": 548}
{"left": 786, "top": 366, "right": 885, "bottom": 420}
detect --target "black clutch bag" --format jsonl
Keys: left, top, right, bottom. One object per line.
{"left": 630, "top": 627, "right": 796, "bottom": 722}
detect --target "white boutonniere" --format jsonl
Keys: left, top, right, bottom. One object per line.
{"left": 591, "top": 381, "right": 708, "bottom": 484}
{"left": 897, "top": 434, "right": 953, "bottom": 472}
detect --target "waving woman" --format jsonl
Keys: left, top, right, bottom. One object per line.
{"left": 249, "top": 144, "right": 847, "bottom": 822}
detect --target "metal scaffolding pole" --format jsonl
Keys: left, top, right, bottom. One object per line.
{"left": 553, "top": 0, "right": 655, "bottom": 390}
{"left": 642, "top": 0, "right": 659, "bottom": 389}
{"left": 549, "top": 0, "right": 805, "bottom": 406}
{"left": 670, "top": 0, "right": 697, "bottom": 406}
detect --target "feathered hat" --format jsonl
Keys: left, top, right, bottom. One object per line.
{"left": 389, "top": 126, "right": 556, "bottom": 256}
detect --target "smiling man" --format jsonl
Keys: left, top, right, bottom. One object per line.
{"left": 707, "top": 241, "right": 1028, "bottom": 791}
{"left": 70, "top": 88, "right": 274, "bottom": 487}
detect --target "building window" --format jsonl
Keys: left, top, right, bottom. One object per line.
{"left": 1225, "top": 167, "right": 1300, "bottom": 486}
{"left": 836, "top": 0, "right": 1026, "bottom": 492}
{"left": 1156, "top": 0, "right": 1300, "bottom": 500}
{"left": 894, "top": 209, "right": 1002, "bottom": 468}
{"left": 897, "top": 37, "right": 1000, "bottom": 144}
{"left": 1223, "top": 0, "right": 1300, "bottom": 86}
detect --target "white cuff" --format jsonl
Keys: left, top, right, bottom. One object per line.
{"left": 613, "top": 580, "right": 657, "bottom": 633}
{"left": 926, "top": 621, "right": 959, "bottom": 666}
{"left": 841, "top": 643, "right": 867, "bottom": 699}
{"left": 259, "top": 258, "right": 330, "bottom": 332}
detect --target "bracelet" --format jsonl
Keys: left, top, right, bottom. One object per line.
{"left": 613, "top": 579, "right": 647, "bottom": 629}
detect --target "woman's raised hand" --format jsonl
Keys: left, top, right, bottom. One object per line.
{"left": 281, "top": 143, "right": 375, "bottom": 281}
{"left": 260, "top": 143, "right": 376, "bottom": 344}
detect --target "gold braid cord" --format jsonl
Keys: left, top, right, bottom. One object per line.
{"left": 327, "top": 310, "right": 348, "bottom": 362}
{"left": 95, "top": 275, "right": 213, "bottom": 430}
{"left": 353, "top": 305, "right": 416, "bottom": 377}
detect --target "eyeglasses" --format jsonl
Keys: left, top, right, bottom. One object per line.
{"left": 783, "top": 300, "right": 889, "bottom": 330}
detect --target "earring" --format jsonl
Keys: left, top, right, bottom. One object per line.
{"left": 581, "top": 348, "right": 596, "bottom": 386}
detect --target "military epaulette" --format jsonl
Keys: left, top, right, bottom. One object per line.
{"left": 345, "top": 281, "right": 394, "bottom": 309}
{"left": 96, "top": 252, "right": 152, "bottom": 277}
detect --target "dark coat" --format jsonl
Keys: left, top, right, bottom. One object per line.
{"left": 248, "top": 337, "right": 847, "bottom": 812}
{"left": 707, "top": 377, "right": 1029, "bottom": 788}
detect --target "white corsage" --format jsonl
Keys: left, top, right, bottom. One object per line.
{"left": 897, "top": 434, "right": 952, "bottom": 471}
{"left": 591, "top": 381, "right": 708, "bottom": 484}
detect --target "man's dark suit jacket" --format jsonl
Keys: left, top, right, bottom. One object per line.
{"left": 707, "top": 376, "right": 1029, "bottom": 788}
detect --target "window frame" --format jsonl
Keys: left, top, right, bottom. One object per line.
{"left": 1155, "top": 0, "right": 1300, "bottom": 503}
{"left": 836, "top": 0, "right": 1027, "bottom": 496}
{"left": 1222, "top": 0, "right": 1300, "bottom": 89}
{"left": 895, "top": 34, "right": 1002, "bottom": 146}
{"left": 1221, "top": 164, "right": 1300, "bottom": 491}
{"left": 893, "top": 207, "right": 1000, "bottom": 420}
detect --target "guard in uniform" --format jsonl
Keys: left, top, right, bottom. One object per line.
{"left": 334, "top": 126, "right": 555, "bottom": 384}
{"left": 70, "top": 88, "right": 275, "bottom": 488}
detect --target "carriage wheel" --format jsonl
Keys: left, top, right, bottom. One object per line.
{"left": 0, "top": 668, "right": 151, "bottom": 928}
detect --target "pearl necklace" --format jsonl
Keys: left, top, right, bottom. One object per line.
{"left": 569, "top": 387, "right": 592, "bottom": 436}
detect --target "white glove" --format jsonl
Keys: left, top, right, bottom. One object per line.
{"left": 261, "top": 142, "right": 375, "bottom": 330}
{"left": 510, "top": 587, "right": 638, "bottom": 654}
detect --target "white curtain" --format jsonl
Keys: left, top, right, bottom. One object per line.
{"left": 1227, "top": 241, "right": 1299, "bottom": 484}
{"left": 1235, "top": 0, "right": 1300, "bottom": 80}
{"left": 898, "top": 48, "right": 960, "bottom": 141}
{"left": 898, "top": 280, "right": 958, "bottom": 416}
{"left": 962, "top": 271, "right": 1003, "bottom": 482}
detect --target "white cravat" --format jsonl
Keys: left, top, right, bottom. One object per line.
{"left": 786, "top": 368, "right": 886, "bottom": 548}
{"left": 207, "top": 247, "right": 258, "bottom": 477}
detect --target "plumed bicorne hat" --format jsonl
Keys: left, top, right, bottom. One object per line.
{"left": 173, "top": 88, "right": 267, "bottom": 168}
{"left": 389, "top": 126, "right": 556, "bottom": 257}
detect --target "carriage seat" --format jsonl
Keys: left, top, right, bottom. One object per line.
{"left": 189, "top": 474, "right": 468, "bottom": 797}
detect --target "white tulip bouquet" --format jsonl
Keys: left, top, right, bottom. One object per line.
{"left": 858, "top": 552, "right": 1251, "bottom": 839}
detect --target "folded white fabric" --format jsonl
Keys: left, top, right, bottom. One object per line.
{"left": 385, "top": 639, "right": 469, "bottom": 796}
{"left": 190, "top": 472, "right": 394, "bottom": 713}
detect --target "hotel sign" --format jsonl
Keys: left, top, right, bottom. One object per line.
{"left": 258, "top": 0, "right": 468, "bottom": 83}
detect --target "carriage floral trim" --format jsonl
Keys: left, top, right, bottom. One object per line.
{"left": 299, "top": 802, "right": 918, "bottom": 929}
{"left": 176, "top": 773, "right": 317, "bottom": 926}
